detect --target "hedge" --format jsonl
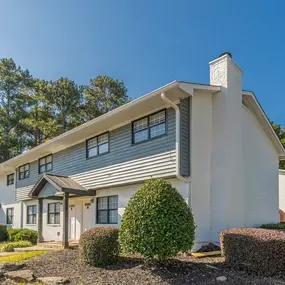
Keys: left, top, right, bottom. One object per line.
{"left": 260, "top": 223, "right": 285, "bottom": 230}
{"left": 119, "top": 179, "right": 195, "bottom": 261}
{"left": 79, "top": 227, "right": 119, "bottom": 266}
{"left": 220, "top": 228, "right": 285, "bottom": 276}
{"left": 0, "top": 225, "right": 8, "bottom": 242}
{"left": 8, "top": 228, "right": 38, "bottom": 244}
{"left": 0, "top": 241, "right": 32, "bottom": 252}
{"left": 8, "top": 228, "right": 23, "bottom": 241}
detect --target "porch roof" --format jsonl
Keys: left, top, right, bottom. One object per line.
{"left": 29, "top": 173, "right": 90, "bottom": 198}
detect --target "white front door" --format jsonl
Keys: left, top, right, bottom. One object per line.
{"left": 69, "top": 202, "right": 82, "bottom": 240}
{"left": 82, "top": 201, "right": 92, "bottom": 233}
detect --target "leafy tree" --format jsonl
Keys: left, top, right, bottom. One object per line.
{"left": 0, "top": 58, "right": 32, "bottom": 162}
{"left": 119, "top": 179, "right": 195, "bottom": 261}
{"left": 82, "top": 75, "right": 128, "bottom": 121}
{"left": 22, "top": 79, "right": 55, "bottom": 147}
{"left": 272, "top": 122, "right": 285, "bottom": 169}
{"left": 46, "top": 77, "right": 82, "bottom": 135}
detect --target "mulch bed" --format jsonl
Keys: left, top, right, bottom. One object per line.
{"left": 23, "top": 249, "right": 285, "bottom": 285}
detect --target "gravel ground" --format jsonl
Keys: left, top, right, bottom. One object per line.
{"left": 22, "top": 249, "right": 285, "bottom": 285}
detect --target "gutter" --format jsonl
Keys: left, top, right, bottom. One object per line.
{"left": 161, "top": 92, "right": 188, "bottom": 183}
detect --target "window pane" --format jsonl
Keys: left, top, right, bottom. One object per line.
{"left": 55, "top": 203, "right": 60, "bottom": 213}
{"left": 49, "top": 214, "right": 55, "bottom": 224}
{"left": 98, "top": 133, "right": 108, "bottom": 144}
{"left": 108, "top": 196, "right": 118, "bottom": 209}
{"left": 88, "top": 147, "right": 97, "bottom": 157}
{"left": 55, "top": 213, "right": 60, "bottom": 224}
{"left": 99, "top": 143, "right": 108, "bottom": 154}
{"left": 24, "top": 164, "right": 29, "bottom": 171}
{"left": 46, "top": 162, "right": 52, "bottom": 171}
{"left": 150, "top": 123, "right": 166, "bottom": 138}
{"left": 149, "top": 111, "right": 165, "bottom": 126}
{"left": 39, "top": 165, "right": 45, "bottom": 173}
{"left": 49, "top": 203, "right": 55, "bottom": 213}
{"left": 133, "top": 118, "right": 148, "bottom": 132}
{"left": 20, "top": 166, "right": 24, "bottom": 172}
{"left": 46, "top": 155, "right": 52, "bottom": 163}
{"left": 134, "top": 129, "right": 148, "bottom": 143}
{"left": 88, "top": 138, "right": 97, "bottom": 148}
{"left": 24, "top": 170, "right": 29, "bottom": 177}
{"left": 39, "top": 158, "right": 45, "bottom": 165}
{"left": 109, "top": 210, "right": 118, "bottom": 224}
{"left": 28, "top": 206, "right": 33, "bottom": 215}
{"left": 98, "top": 197, "right": 108, "bottom": 210}
{"left": 98, "top": 210, "right": 108, "bottom": 223}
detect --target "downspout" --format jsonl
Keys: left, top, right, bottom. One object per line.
{"left": 161, "top": 92, "right": 188, "bottom": 183}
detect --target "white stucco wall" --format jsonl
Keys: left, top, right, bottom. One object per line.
{"left": 210, "top": 54, "right": 245, "bottom": 242}
{"left": 94, "top": 178, "right": 190, "bottom": 228}
{"left": 21, "top": 178, "right": 189, "bottom": 242}
{"left": 279, "top": 170, "right": 285, "bottom": 221}
{"left": 190, "top": 92, "right": 212, "bottom": 243}
{"left": 242, "top": 106, "right": 279, "bottom": 227}
{"left": 0, "top": 174, "right": 22, "bottom": 227}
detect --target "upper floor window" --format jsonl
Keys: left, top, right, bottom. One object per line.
{"left": 132, "top": 110, "right": 166, "bottom": 144}
{"left": 19, "top": 163, "right": 30, "bottom": 180}
{"left": 97, "top": 195, "right": 118, "bottom": 224}
{"left": 86, "top": 132, "right": 109, "bottom": 158}
{"left": 7, "top": 173, "right": 14, "bottom": 186}
{"left": 39, "top": 154, "right": 53, "bottom": 174}
{"left": 27, "top": 205, "right": 37, "bottom": 224}
{"left": 6, "top": 208, "right": 14, "bottom": 225}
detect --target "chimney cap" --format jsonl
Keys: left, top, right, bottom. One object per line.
{"left": 219, "top": 52, "right": 232, "bottom": 59}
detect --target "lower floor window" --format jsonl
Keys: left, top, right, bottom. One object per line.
{"left": 27, "top": 205, "right": 37, "bottom": 224}
{"left": 97, "top": 196, "right": 118, "bottom": 224}
{"left": 48, "top": 203, "right": 60, "bottom": 224}
{"left": 6, "top": 208, "right": 14, "bottom": 225}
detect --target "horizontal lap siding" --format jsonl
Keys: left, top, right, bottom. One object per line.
{"left": 16, "top": 108, "right": 177, "bottom": 200}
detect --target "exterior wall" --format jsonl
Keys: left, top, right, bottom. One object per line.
{"left": 242, "top": 106, "right": 279, "bottom": 227}
{"left": 279, "top": 170, "right": 285, "bottom": 222}
{"left": 0, "top": 173, "right": 21, "bottom": 227}
{"left": 23, "top": 178, "right": 189, "bottom": 242}
{"left": 210, "top": 55, "right": 245, "bottom": 242}
{"left": 23, "top": 199, "right": 38, "bottom": 231}
{"left": 190, "top": 92, "right": 212, "bottom": 243}
{"left": 16, "top": 106, "right": 190, "bottom": 200}
{"left": 2, "top": 202, "right": 22, "bottom": 228}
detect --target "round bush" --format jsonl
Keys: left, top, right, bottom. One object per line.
{"left": 0, "top": 225, "right": 8, "bottom": 242}
{"left": 14, "top": 229, "right": 38, "bottom": 244}
{"left": 8, "top": 228, "right": 22, "bottom": 241}
{"left": 79, "top": 227, "right": 119, "bottom": 266}
{"left": 119, "top": 179, "right": 196, "bottom": 261}
{"left": 1, "top": 244, "right": 14, "bottom": 252}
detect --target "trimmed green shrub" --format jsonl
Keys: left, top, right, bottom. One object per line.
{"left": 220, "top": 228, "right": 285, "bottom": 276}
{"left": 0, "top": 225, "right": 8, "bottom": 242}
{"left": 8, "top": 228, "right": 22, "bottom": 241}
{"left": 119, "top": 179, "right": 195, "bottom": 261}
{"left": 79, "top": 227, "right": 119, "bottom": 266}
{"left": 260, "top": 223, "right": 285, "bottom": 230}
{"left": 1, "top": 244, "right": 14, "bottom": 252}
{"left": 0, "top": 241, "right": 32, "bottom": 252}
{"left": 14, "top": 229, "right": 38, "bottom": 244}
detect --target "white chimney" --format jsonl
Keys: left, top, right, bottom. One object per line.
{"left": 209, "top": 52, "right": 245, "bottom": 241}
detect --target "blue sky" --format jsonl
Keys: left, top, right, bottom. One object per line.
{"left": 1, "top": 0, "right": 285, "bottom": 125}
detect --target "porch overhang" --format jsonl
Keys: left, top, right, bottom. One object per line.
{"left": 29, "top": 173, "right": 94, "bottom": 198}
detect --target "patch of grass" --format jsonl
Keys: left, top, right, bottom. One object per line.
{"left": 0, "top": 250, "right": 47, "bottom": 263}
{"left": 0, "top": 241, "right": 32, "bottom": 252}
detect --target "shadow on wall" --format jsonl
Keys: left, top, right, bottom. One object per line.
{"left": 279, "top": 209, "right": 285, "bottom": 222}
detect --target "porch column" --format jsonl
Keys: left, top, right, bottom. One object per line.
{"left": 37, "top": 198, "right": 43, "bottom": 243}
{"left": 62, "top": 192, "right": 69, "bottom": 249}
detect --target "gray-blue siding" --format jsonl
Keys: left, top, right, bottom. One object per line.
{"left": 16, "top": 101, "right": 190, "bottom": 197}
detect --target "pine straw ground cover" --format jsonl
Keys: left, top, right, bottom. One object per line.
{"left": 21, "top": 249, "right": 285, "bottom": 285}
